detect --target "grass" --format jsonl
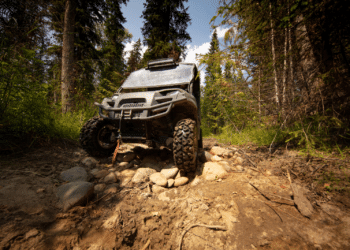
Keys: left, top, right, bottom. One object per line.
{"left": 51, "top": 109, "right": 96, "bottom": 141}
{"left": 205, "top": 125, "right": 283, "bottom": 146}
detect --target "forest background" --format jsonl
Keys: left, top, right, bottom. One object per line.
{"left": 1, "top": 0, "right": 349, "bottom": 157}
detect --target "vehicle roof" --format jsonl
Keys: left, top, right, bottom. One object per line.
{"left": 121, "top": 63, "right": 197, "bottom": 89}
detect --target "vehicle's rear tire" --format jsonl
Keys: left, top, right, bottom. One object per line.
{"left": 80, "top": 117, "right": 117, "bottom": 157}
{"left": 173, "top": 118, "right": 198, "bottom": 173}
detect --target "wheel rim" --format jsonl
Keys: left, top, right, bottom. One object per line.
{"left": 97, "top": 125, "right": 117, "bottom": 149}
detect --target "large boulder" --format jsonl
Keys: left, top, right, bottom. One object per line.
{"left": 199, "top": 151, "right": 213, "bottom": 163}
{"left": 103, "top": 172, "right": 118, "bottom": 183}
{"left": 202, "top": 162, "right": 228, "bottom": 181}
{"left": 132, "top": 168, "right": 157, "bottom": 184}
{"left": 150, "top": 173, "right": 168, "bottom": 187}
{"left": 57, "top": 181, "right": 94, "bottom": 212}
{"left": 174, "top": 177, "right": 189, "bottom": 187}
{"left": 60, "top": 166, "right": 88, "bottom": 182}
{"left": 81, "top": 157, "right": 98, "bottom": 168}
{"left": 91, "top": 169, "right": 109, "bottom": 179}
{"left": 210, "top": 146, "right": 227, "bottom": 156}
{"left": 160, "top": 168, "right": 179, "bottom": 179}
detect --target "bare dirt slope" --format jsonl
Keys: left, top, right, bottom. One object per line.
{"left": 0, "top": 139, "right": 350, "bottom": 250}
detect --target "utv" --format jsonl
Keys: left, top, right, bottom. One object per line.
{"left": 79, "top": 58, "right": 202, "bottom": 173}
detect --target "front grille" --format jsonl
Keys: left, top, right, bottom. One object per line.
{"left": 118, "top": 98, "right": 146, "bottom": 107}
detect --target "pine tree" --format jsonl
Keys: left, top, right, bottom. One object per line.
{"left": 98, "top": 0, "right": 130, "bottom": 98}
{"left": 141, "top": 0, "right": 191, "bottom": 61}
{"left": 49, "top": 0, "right": 129, "bottom": 112}
{"left": 127, "top": 38, "right": 143, "bottom": 73}
{"left": 202, "top": 30, "right": 223, "bottom": 134}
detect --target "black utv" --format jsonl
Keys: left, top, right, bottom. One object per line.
{"left": 79, "top": 58, "right": 202, "bottom": 173}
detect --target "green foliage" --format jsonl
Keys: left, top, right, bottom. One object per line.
{"left": 283, "top": 114, "right": 349, "bottom": 154}
{"left": 127, "top": 38, "right": 143, "bottom": 73}
{"left": 205, "top": 124, "right": 282, "bottom": 146}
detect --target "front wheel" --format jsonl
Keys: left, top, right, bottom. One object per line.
{"left": 173, "top": 118, "right": 198, "bottom": 173}
{"left": 79, "top": 117, "right": 118, "bottom": 157}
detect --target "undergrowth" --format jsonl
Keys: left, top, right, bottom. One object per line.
{"left": 202, "top": 114, "right": 350, "bottom": 159}
{"left": 204, "top": 125, "right": 283, "bottom": 146}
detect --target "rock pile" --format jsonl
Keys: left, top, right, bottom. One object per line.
{"left": 56, "top": 144, "right": 245, "bottom": 211}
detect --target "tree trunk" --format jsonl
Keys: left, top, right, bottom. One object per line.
{"left": 288, "top": 23, "right": 295, "bottom": 107}
{"left": 270, "top": 3, "right": 279, "bottom": 111}
{"left": 61, "top": 0, "right": 76, "bottom": 113}
{"left": 282, "top": 27, "right": 288, "bottom": 114}
{"left": 295, "top": 14, "right": 320, "bottom": 113}
{"left": 258, "top": 65, "right": 261, "bottom": 115}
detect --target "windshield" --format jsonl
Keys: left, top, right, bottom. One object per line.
{"left": 121, "top": 63, "right": 196, "bottom": 89}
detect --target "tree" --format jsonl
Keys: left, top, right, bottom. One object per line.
{"left": 202, "top": 30, "right": 223, "bottom": 134}
{"left": 97, "top": 0, "right": 130, "bottom": 99}
{"left": 127, "top": 38, "right": 143, "bottom": 73}
{"left": 141, "top": 0, "right": 191, "bottom": 61}
{"left": 61, "top": 0, "right": 76, "bottom": 113}
{"left": 50, "top": 0, "right": 128, "bottom": 113}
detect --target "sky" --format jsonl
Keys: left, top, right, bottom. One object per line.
{"left": 121, "top": 0, "right": 228, "bottom": 85}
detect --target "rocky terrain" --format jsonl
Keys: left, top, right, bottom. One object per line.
{"left": 0, "top": 139, "right": 350, "bottom": 249}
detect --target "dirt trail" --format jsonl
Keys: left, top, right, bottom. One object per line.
{"left": 0, "top": 139, "right": 350, "bottom": 250}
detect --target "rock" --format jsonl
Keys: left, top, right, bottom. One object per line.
{"left": 158, "top": 189, "right": 178, "bottom": 201}
{"left": 150, "top": 173, "right": 168, "bottom": 187}
{"left": 132, "top": 168, "right": 157, "bottom": 184}
{"left": 116, "top": 154, "right": 124, "bottom": 162}
{"left": 88, "top": 245, "right": 103, "bottom": 250}
{"left": 152, "top": 184, "right": 167, "bottom": 194}
{"left": 223, "top": 150, "right": 234, "bottom": 158}
{"left": 120, "top": 177, "right": 132, "bottom": 187}
{"left": 108, "top": 168, "right": 117, "bottom": 172}
{"left": 118, "top": 162, "right": 129, "bottom": 168}
{"left": 25, "top": 228, "right": 40, "bottom": 239}
{"left": 60, "top": 166, "right": 88, "bottom": 182}
{"left": 174, "top": 177, "right": 189, "bottom": 186}
{"left": 140, "top": 156, "right": 162, "bottom": 171}
{"left": 175, "top": 171, "right": 182, "bottom": 179}
{"left": 91, "top": 168, "right": 99, "bottom": 175}
{"left": 82, "top": 157, "right": 98, "bottom": 168}
{"left": 160, "top": 168, "right": 179, "bottom": 179}
{"left": 191, "top": 176, "right": 201, "bottom": 186}
{"left": 73, "top": 152, "right": 81, "bottom": 158}
{"left": 167, "top": 179, "right": 175, "bottom": 188}
{"left": 142, "top": 162, "right": 162, "bottom": 172}
{"left": 234, "top": 157, "right": 244, "bottom": 165}
{"left": 94, "top": 184, "right": 106, "bottom": 193}
{"left": 291, "top": 183, "right": 313, "bottom": 217}
{"left": 104, "top": 185, "right": 118, "bottom": 194}
{"left": 36, "top": 188, "right": 45, "bottom": 193}
{"left": 103, "top": 212, "right": 120, "bottom": 230}
{"left": 218, "top": 161, "right": 232, "bottom": 172}
{"left": 92, "top": 169, "right": 109, "bottom": 179}
{"left": 210, "top": 146, "right": 228, "bottom": 156}
{"left": 211, "top": 155, "right": 223, "bottom": 162}
{"left": 202, "top": 162, "right": 228, "bottom": 181}
{"left": 234, "top": 152, "right": 241, "bottom": 157}
{"left": 103, "top": 172, "right": 117, "bottom": 183}
{"left": 199, "top": 151, "right": 213, "bottom": 162}
{"left": 122, "top": 152, "right": 136, "bottom": 162}
{"left": 235, "top": 165, "right": 244, "bottom": 172}
{"left": 228, "top": 151, "right": 234, "bottom": 158}
{"left": 57, "top": 181, "right": 94, "bottom": 212}
{"left": 120, "top": 169, "right": 136, "bottom": 177}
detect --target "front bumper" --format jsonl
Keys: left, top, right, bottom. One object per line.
{"left": 95, "top": 89, "right": 196, "bottom": 120}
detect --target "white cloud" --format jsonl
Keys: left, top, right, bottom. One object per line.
{"left": 209, "top": 27, "right": 230, "bottom": 39}
{"left": 124, "top": 40, "right": 148, "bottom": 61}
{"left": 183, "top": 43, "right": 210, "bottom": 86}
